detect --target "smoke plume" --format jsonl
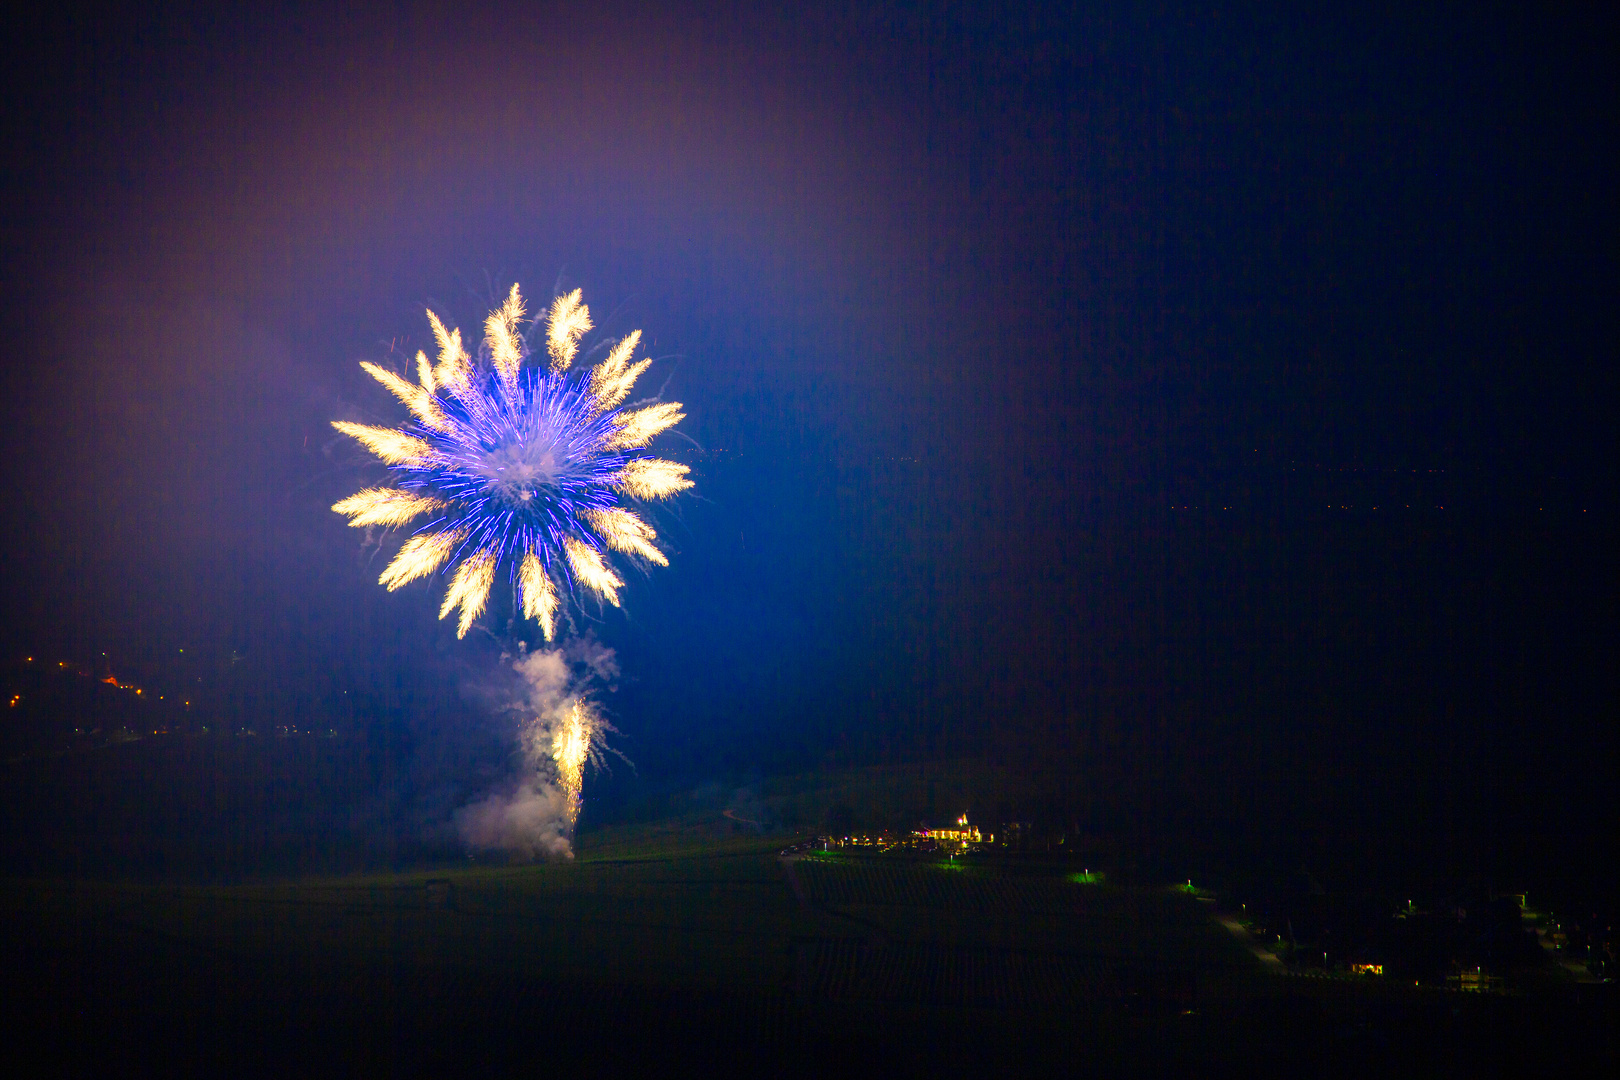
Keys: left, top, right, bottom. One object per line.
{"left": 454, "top": 781, "right": 574, "bottom": 860}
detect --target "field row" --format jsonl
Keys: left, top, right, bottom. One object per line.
{"left": 792, "top": 938, "right": 1146, "bottom": 1008}
{"left": 793, "top": 859, "right": 1087, "bottom": 915}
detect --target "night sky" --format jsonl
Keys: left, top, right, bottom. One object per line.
{"left": 2, "top": 5, "right": 1612, "bottom": 884}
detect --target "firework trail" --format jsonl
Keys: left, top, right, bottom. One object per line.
{"left": 509, "top": 644, "right": 619, "bottom": 829}
{"left": 332, "top": 285, "right": 692, "bottom": 640}
{"left": 458, "top": 645, "right": 618, "bottom": 855}
{"left": 550, "top": 699, "right": 598, "bottom": 826}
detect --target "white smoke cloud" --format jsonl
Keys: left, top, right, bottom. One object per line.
{"left": 453, "top": 638, "right": 621, "bottom": 861}
{"left": 453, "top": 781, "right": 574, "bottom": 861}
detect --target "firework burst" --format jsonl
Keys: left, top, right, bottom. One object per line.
{"left": 332, "top": 286, "right": 693, "bottom": 639}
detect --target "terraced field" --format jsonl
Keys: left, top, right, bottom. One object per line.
{"left": 785, "top": 853, "right": 1232, "bottom": 1012}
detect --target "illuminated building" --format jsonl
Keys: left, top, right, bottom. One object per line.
{"left": 1446, "top": 967, "right": 1501, "bottom": 992}
{"left": 913, "top": 814, "right": 984, "bottom": 845}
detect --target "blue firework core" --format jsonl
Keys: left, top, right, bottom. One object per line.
{"left": 411, "top": 372, "right": 629, "bottom": 570}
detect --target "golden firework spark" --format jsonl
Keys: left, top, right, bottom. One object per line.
{"left": 377, "top": 529, "right": 468, "bottom": 591}
{"left": 613, "top": 458, "right": 694, "bottom": 500}
{"left": 331, "top": 488, "right": 447, "bottom": 528}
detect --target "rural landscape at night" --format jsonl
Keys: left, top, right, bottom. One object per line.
{"left": 2, "top": 3, "right": 1613, "bottom": 1075}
